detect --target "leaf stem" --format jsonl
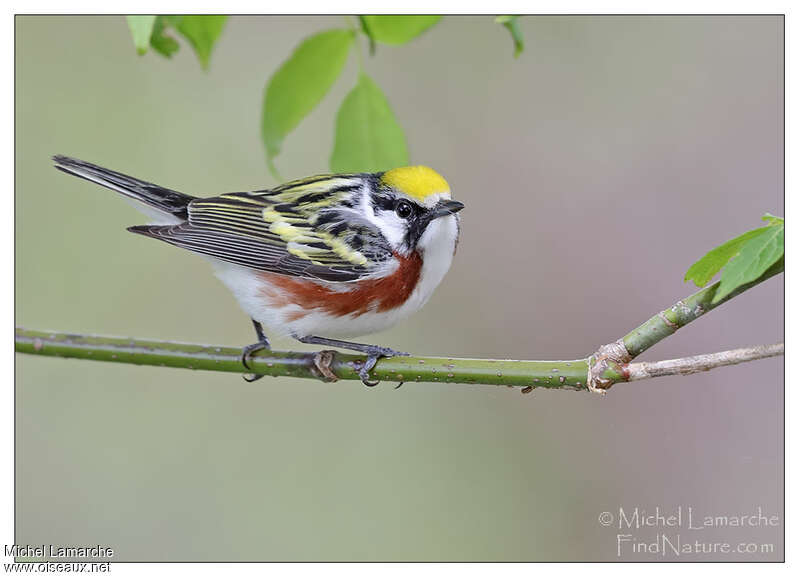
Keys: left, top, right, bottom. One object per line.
{"left": 353, "top": 29, "right": 365, "bottom": 71}
{"left": 266, "top": 156, "right": 283, "bottom": 182}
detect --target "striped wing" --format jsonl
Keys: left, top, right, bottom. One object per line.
{"left": 129, "top": 175, "right": 393, "bottom": 282}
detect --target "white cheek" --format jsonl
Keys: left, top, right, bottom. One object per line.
{"left": 379, "top": 213, "right": 407, "bottom": 247}
{"left": 364, "top": 206, "right": 406, "bottom": 248}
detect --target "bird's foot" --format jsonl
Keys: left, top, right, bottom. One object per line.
{"left": 241, "top": 340, "right": 270, "bottom": 382}
{"left": 292, "top": 334, "right": 408, "bottom": 388}
{"left": 357, "top": 346, "right": 409, "bottom": 387}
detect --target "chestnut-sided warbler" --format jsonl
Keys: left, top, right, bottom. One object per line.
{"left": 53, "top": 156, "right": 464, "bottom": 385}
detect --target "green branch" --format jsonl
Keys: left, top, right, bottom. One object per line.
{"left": 15, "top": 328, "right": 587, "bottom": 390}
{"left": 622, "top": 258, "right": 784, "bottom": 358}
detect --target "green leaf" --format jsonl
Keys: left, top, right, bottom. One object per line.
{"left": 360, "top": 15, "right": 441, "bottom": 45}
{"left": 261, "top": 29, "right": 354, "bottom": 168}
{"left": 149, "top": 16, "right": 180, "bottom": 58}
{"left": 762, "top": 213, "right": 784, "bottom": 226}
{"left": 126, "top": 16, "right": 157, "bottom": 55}
{"left": 714, "top": 224, "right": 784, "bottom": 303}
{"left": 174, "top": 15, "right": 228, "bottom": 69}
{"left": 684, "top": 226, "right": 771, "bottom": 287}
{"left": 330, "top": 73, "right": 408, "bottom": 173}
{"left": 495, "top": 15, "right": 524, "bottom": 58}
{"left": 128, "top": 15, "right": 226, "bottom": 66}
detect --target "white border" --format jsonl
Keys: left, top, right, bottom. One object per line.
{"left": 5, "top": 3, "right": 792, "bottom": 575}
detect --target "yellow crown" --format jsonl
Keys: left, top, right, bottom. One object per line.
{"left": 380, "top": 166, "right": 450, "bottom": 202}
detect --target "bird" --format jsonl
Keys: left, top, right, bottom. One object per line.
{"left": 53, "top": 155, "right": 464, "bottom": 385}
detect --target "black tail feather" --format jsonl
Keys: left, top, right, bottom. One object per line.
{"left": 53, "top": 155, "right": 194, "bottom": 219}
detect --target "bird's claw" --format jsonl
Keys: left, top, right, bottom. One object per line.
{"left": 358, "top": 355, "right": 381, "bottom": 387}
{"left": 357, "top": 347, "right": 409, "bottom": 387}
{"left": 241, "top": 341, "right": 270, "bottom": 382}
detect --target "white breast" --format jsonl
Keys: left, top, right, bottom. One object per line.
{"left": 406, "top": 213, "right": 459, "bottom": 312}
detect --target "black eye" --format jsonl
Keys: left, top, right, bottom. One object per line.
{"left": 395, "top": 200, "right": 413, "bottom": 219}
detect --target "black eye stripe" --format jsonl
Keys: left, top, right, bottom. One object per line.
{"left": 369, "top": 191, "right": 396, "bottom": 212}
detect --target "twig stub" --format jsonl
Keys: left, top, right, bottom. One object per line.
{"left": 587, "top": 339, "right": 632, "bottom": 394}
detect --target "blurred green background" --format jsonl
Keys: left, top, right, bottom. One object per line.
{"left": 15, "top": 16, "right": 783, "bottom": 561}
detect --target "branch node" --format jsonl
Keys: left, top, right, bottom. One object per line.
{"left": 658, "top": 311, "right": 679, "bottom": 330}
{"left": 587, "top": 339, "right": 632, "bottom": 394}
{"left": 311, "top": 350, "right": 339, "bottom": 382}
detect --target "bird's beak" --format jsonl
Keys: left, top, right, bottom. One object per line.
{"left": 431, "top": 199, "right": 465, "bottom": 219}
